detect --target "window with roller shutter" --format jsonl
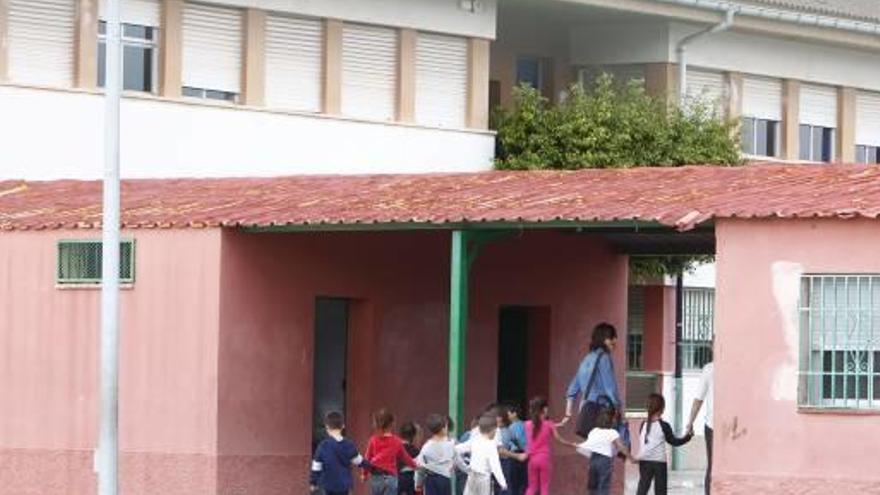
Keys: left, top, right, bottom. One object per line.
{"left": 342, "top": 24, "right": 398, "bottom": 121}
{"left": 741, "top": 76, "right": 782, "bottom": 158}
{"left": 685, "top": 69, "right": 726, "bottom": 116}
{"left": 97, "top": 0, "right": 160, "bottom": 93}
{"left": 799, "top": 84, "right": 837, "bottom": 162}
{"left": 265, "top": 13, "right": 323, "bottom": 112}
{"left": 181, "top": 2, "right": 243, "bottom": 102}
{"left": 7, "top": 0, "right": 76, "bottom": 87}
{"left": 415, "top": 33, "right": 468, "bottom": 128}
{"left": 856, "top": 92, "right": 880, "bottom": 164}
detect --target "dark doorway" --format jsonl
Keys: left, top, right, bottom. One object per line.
{"left": 497, "top": 306, "right": 550, "bottom": 414}
{"left": 312, "top": 297, "right": 350, "bottom": 451}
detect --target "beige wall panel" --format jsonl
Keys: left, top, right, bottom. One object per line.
{"left": 467, "top": 38, "right": 489, "bottom": 129}
{"left": 838, "top": 87, "right": 856, "bottom": 163}
{"left": 323, "top": 19, "right": 342, "bottom": 115}
{"left": 645, "top": 63, "right": 677, "bottom": 103}
{"left": 242, "top": 8, "right": 266, "bottom": 106}
{"left": 782, "top": 79, "right": 800, "bottom": 160}
{"left": 397, "top": 28, "right": 416, "bottom": 123}
{"left": 160, "top": 0, "right": 183, "bottom": 98}
{"left": 727, "top": 72, "right": 743, "bottom": 121}
{"left": 76, "top": 0, "right": 99, "bottom": 89}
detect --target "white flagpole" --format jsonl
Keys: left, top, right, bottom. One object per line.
{"left": 98, "top": 0, "right": 121, "bottom": 493}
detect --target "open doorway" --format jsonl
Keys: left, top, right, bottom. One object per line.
{"left": 312, "top": 297, "right": 350, "bottom": 452}
{"left": 497, "top": 306, "right": 551, "bottom": 414}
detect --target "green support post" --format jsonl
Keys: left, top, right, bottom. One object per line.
{"left": 448, "top": 230, "right": 470, "bottom": 433}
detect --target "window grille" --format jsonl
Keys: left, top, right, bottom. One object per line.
{"left": 799, "top": 275, "right": 880, "bottom": 410}
{"left": 57, "top": 240, "right": 135, "bottom": 284}
{"left": 627, "top": 286, "right": 645, "bottom": 370}
{"left": 682, "top": 288, "right": 714, "bottom": 371}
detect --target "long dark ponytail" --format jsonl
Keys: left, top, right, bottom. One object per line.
{"left": 645, "top": 393, "right": 665, "bottom": 438}
{"left": 528, "top": 396, "right": 548, "bottom": 440}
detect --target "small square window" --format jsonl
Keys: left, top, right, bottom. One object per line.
{"left": 516, "top": 57, "right": 541, "bottom": 90}
{"left": 57, "top": 240, "right": 135, "bottom": 285}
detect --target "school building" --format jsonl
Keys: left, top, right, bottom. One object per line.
{"left": 1, "top": 165, "right": 879, "bottom": 494}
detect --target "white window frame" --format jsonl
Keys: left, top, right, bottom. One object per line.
{"left": 98, "top": 21, "right": 159, "bottom": 93}
{"left": 741, "top": 116, "right": 781, "bottom": 158}
{"left": 799, "top": 124, "right": 836, "bottom": 162}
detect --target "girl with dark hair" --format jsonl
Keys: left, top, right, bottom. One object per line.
{"left": 563, "top": 322, "right": 622, "bottom": 436}
{"left": 524, "top": 397, "right": 577, "bottom": 495}
{"left": 635, "top": 394, "right": 692, "bottom": 495}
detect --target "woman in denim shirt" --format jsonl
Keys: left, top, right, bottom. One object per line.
{"left": 563, "top": 323, "right": 621, "bottom": 423}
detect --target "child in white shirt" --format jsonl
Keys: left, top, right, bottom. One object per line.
{"left": 636, "top": 394, "right": 692, "bottom": 495}
{"left": 575, "top": 408, "right": 634, "bottom": 495}
{"left": 455, "top": 413, "right": 507, "bottom": 495}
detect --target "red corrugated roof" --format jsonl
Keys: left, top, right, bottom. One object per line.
{"left": 1, "top": 164, "right": 879, "bottom": 232}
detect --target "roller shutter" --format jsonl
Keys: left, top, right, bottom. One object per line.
{"left": 99, "top": 0, "right": 160, "bottom": 26}
{"left": 182, "top": 2, "right": 243, "bottom": 94}
{"left": 800, "top": 84, "right": 837, "bottom": 128}
{"left": 685, "top": 69, "right": 726, "bottom": 113}
{"left": 7, "top": 0, "right": 76, "bottom": 86}
{"left": 342, "top": 23, "right": 397, "bottom": 121}
{"left": 856, "top": 92, "right": 880, "bottom": 147}
{"left": 415, "top": 33, "right": 468, "bottom": 128}
{"left": 742, "top": 76, "right": 782, "bottom": 121}
{"left": 264, "top": 14, "right": 323, "bottom": 112}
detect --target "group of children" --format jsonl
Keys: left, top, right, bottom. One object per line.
{"left": 310, "top": 393, "right": 691, "bottom": 495}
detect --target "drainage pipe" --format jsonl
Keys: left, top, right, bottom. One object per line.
{"left": 677, "top": 8, "right": 736, "bottom": 107}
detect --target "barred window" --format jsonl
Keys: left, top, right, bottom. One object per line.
{"left": 799, "top": 275, "right": 880, "bottom": 409}
{"left": 682, "top": 288, "right": 714, "bottom": 371}
{"left": 627, "top": 286, "right": 645, "bottom": 370}
{"left": 57, "top": 240, "right": 135, "bottom": 285}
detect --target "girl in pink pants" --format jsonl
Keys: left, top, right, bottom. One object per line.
{"left": 524, "top": 397, "right": 577, "bottom": 495}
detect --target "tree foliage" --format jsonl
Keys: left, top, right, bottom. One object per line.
{"left": 493, "top": 75, "right": 741, "bottom": 170}
{"left": 493, "top": 75, "right": 738, "bottom": 275}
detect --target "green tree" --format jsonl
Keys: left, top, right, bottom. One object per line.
{"left": 493, "top": 74, "right": 740, "bottom": 275}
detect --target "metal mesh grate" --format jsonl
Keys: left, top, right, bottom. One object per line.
{"left": 682, "top": 288, "right": 714, "bottom": 370}
{"left": 57, "top": 240, "right": 135, "bottom": 284}
{"left": 799, "top": 275, "right": 880, "bottom": 409}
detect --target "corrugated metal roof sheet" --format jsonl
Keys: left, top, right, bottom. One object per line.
{"left": 1, "top": 164, "right": 879, "bottom": 232}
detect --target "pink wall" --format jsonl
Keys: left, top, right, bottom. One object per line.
{"left": 0, "top": 227, "right": 630, "bottom": 494}
{"left": 0, "top": 230, "right": 221, "bottom": 494}
{"left": 215, "top": 229, "right": 629, "bottom": 494}
{"left": 641, "top": 285, "right": 676, "bottom": 374}
{"left": 714, "top": 219, "right": 880, "bottom": 494}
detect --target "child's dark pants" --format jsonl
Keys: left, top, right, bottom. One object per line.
{"left": 587, "top": 454, "right": 613, "bottom": 495}
{"left": 425, "top": 472, "right": 452, "bottom": 495}
{"left": 636, "top": 460, "right": 668, "bottom": 495}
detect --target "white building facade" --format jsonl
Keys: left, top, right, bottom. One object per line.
{"left": 0, "top": 0, "right": 498, "bottom": 179}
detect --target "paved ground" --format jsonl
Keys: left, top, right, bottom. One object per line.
{"left": 624, "top": 466, "right": 705, "bottom": 494}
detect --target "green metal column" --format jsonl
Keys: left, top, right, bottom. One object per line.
{"left": 448, "top": 230, "right": 469, "bottom": 432}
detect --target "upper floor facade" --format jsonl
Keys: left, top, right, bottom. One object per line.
{"left": 0, "top": 0, "right": 497, "bottom": 179}
{"left": 4, "top": 0, "right": 880, "bottom": 180}
{"left": 491, "top": 0, "right": 880, "bottom": 165}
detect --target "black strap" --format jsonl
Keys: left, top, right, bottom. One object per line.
{"left": 582, "top": 351, "right": 606, "bottom": 403}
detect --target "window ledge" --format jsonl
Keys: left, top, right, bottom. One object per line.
{"left": 625, "top": 410, "right": 648, "bottom": 419}
{"left": 0, "top": 81, "right": 496, "bottom": 136}
{"left": 798, "top": 406, "right": 880, "bottom": 416}
{"left": 56, "top": 283, "right": 134, "bottom": 290}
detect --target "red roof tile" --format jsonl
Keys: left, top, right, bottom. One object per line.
{"left": 1, "top": 164, "right": 880, "bottom": 232}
